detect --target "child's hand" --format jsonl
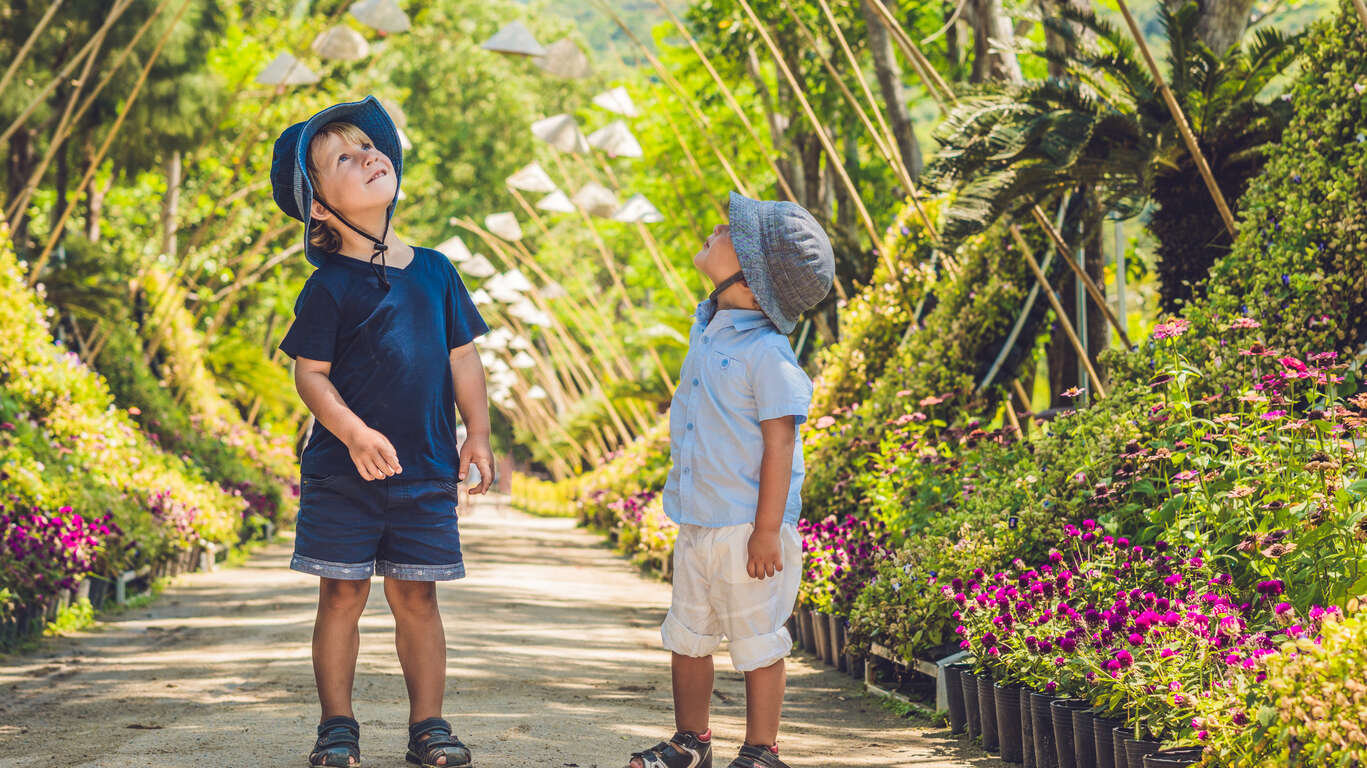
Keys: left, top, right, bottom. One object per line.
{"left": 460, "top": 432, "right": 494, "bottom": 496}
{"left": 746, "top": 527, "right": 783, "bottom": 580}
{"left": 345, "top": 426, "right": 402, "bottom": 481}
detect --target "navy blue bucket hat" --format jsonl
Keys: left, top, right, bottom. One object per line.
{"left": 270, "top": 95, "right": 403, "bottom": 268}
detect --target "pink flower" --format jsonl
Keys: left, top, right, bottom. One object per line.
{"left": 1261, "top": 410, "right": 1287, "bottom": 421}
{"left": 814, "top": 415, "right": 836, "bottom": 429}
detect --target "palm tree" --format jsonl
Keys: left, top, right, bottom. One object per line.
{"left": 925, "top": 2, "right": 1299, "bottom": 312}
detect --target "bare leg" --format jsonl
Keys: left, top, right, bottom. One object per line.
{"left": 313, "top": 577, "right": 371, "bottom": 723}
{"left": 743, "top": 659, "right": 785, "bottom": 748}
{"left": 384, "top": 578, "right": 447, "bottom": 728}
{"left": 672, "top": 652, "right": 714, "bottom": 734}
{"left": 630, "top": 653, "right": 714, "bottom": 768}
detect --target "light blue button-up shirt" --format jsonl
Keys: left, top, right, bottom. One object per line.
{"left": 662, "top": 302, "right": 813, "bottom": 528}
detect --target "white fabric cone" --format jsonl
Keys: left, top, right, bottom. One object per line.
{"left": 534, "top": 37, "right": 592, "bottom": 79}
{"left": 612, "top": 193, "right": 666, "bottom": 224}
{"left": 470, "top": 288, "right": 493, "bottom": 305}
{"left": 572, "top": 182, "right": 620, "bottom": 218}
{"left": 312, "top": 26, "right": 369, "bottom": 61}
{"left": 256, "top": 53, "right": 320, "bottom": 86}
{"left": 536, "top": 190, "right": 575, "bottom": 213}
{"left": 592, "top": 86, "right": 640, "bottom": 117}
{"left": 531, "top": 114, "right": 589, "bottom": 154}
{"left": 508, "top": 298, "right": 552, "bottom": 326}
{"left": 526, "top": 385, "right": 548, "bottom": 400}
{"left": 540, "top": 281, "right": 567, "bottom": 299}
{"left": 509, "top": 335, "right": 533, "bottom": 350}
{"left": 506, "top": 162, "right": 558, "bottom": 194}
{"left": 587, "top": 120, "right": 643, "bottom": 158}
{"left": 485, "top": 212, "right": 523, "bottom": 241}
{"left": 481, "top": 21, "right": 547, "bottom": 56}
{"left": 509, "top": 351, "right": 537, "bottom": 369}
{"left": 437, "top": 234, "right": 473, "bottom": 262}
{"left": 349, "top": 0, "right": 410, "bottom": 34}
{"left": 461, "top": 254, "right": 497, "bottom": 278}
{"left": 396, "top": 125, "right": 413, "bottom": 151}
{"left": 500, "top": 269, "right": 534, "bottom": 292}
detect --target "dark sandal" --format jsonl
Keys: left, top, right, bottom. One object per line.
{"left": 726, "top": 744, "right": 789, "bottom": 768}
{"left": 628, "top": 731, "right": 713, "bottom": 768}
{"left": 309, "top": 716, "right": 360, "bottom": 767}
{"left": 406, "top": 717, "right": 472, "bottom": 768}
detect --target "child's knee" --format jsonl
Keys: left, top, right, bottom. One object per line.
{"left": 384, "top": 579, "right": 439, "bottom": 615}
{"left": 319, "top": 577, "right": 371, "bottom": 613}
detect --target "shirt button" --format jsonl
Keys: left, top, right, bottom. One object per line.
{"left": 683, "top": 467, "right": 690, "bottom": 474}
{"left": 687, "top": 423, "right": 694, "bottom": 430}
{"left": 692, "top": 378, "right": 699, "bottom": 386}
{"left": 721, "top": 359, "right": 729, "bottom": 367}
{"left": 702, "top": 336, "right": 710, "bottom": 343}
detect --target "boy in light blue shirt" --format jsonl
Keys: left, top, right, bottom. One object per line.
{"left": 627, "top": 193, "right": 834, "bottom": 768}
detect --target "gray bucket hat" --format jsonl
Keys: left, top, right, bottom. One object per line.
{"left": 728, "top": 191, "right": 835, "bottom": 334}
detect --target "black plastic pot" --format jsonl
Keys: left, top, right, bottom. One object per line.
{"left": 1141, "top": 748, "right": 1203, "bottom": 768}
{"left": 995, "top": 682, "right": 1024, "bottom": 763}
{"left": 799, "top": 609, "right": 816, "bottom": 653}
{"left": 978, "top": 674, "right": 999, "bottom": 752}
{"left": 1091, "top": 717, "right": 1122, "bottom": 768}
{"left": 829, "top": 613, "right": 847, "bottom": 672}
{"left": 1071, "top": 707, "right": 1097, "bottom": 768}
{"left": 812, "top": 611, "right": 832, "bottom": 662}
{"left": 1124, "top": 734, "right": 1162, "bottom": 767}
{"left": 1050, "top": 698, "right": 1089, "bottom": 768}
{"left": 962, "top": 670, "right": 982, "bottom": 742}
{"left": 1020, "top": 687, "right": 1035, "bottom": 768}
{"left": 1029, "top": 692, "right": 1059, "bottom": 768}
{"left": 1112, "top": 726, "right": 1130, "bottom": 768}
{"left": 945, "top": 664, "right": 968, "bottom": 735}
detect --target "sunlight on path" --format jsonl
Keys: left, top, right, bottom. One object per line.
{"left": 0, "top": 499, "right": 1000, "bottom": 767}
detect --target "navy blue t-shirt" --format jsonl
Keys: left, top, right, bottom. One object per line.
{"left": 279, "top": 247, "right": 488, "bottom": 480}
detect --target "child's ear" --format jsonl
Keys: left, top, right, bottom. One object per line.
{"left": 310, "top": 199, "right": 331, "bottom": 221}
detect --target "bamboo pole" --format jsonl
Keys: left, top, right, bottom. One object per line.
{"left": 454, "top": 218, "right": 648, "bottom": 440}
{"left": 734, "top": 0, "right": 889, "bottom": 275}
{"left": 648, "top": 0, "right": 799, "bottom": 202}
{"left": 1012, "top": 378, "right": 1033, "bottom": 414}
{"left": 5, "top": 25, "right": 103, "bottom": 229}
{"left": 1353, "top": 0, "right": 1367, "bottom": 32}
{"left": 8, "top": 0, "right": 175, "bottom": 225}
{"left": 0, "top": 0, "right": 134, "bottom": 149}
{"left": 506, "top": 185, "right": 549, "bottom": 236}
{"left": 0, "top": 1, "right": 65, "bottom": 98}
{"left": 636, "top": 222, "right": 698, "bottom": 312}
{"left": 864, "top": 1, "right": 1131, "bottom": 350}
{"left": 27, "top": 0, "right": 193, "bottom": 285}
{"left": 1112, "top": 0, "right": 1237, "bottom": 239}
{"left": 1008, "top": 227, "right": 1106, "bottom": 398}
{"left": 591, "top": 0, "right": 752, "bottom": 198}
{"left": 813, "top": 0, "right": 904, "bottom": 170}
{"left": 547, "top": 152, "right": 675, "bottom": 391}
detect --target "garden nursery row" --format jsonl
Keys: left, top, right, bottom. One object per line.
{"left": 515, "top": 7, "right": 1367, "bottom": 766}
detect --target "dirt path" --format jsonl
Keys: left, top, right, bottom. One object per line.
{"left": 0, "top": 499, "right": 1001, "bottom": 768}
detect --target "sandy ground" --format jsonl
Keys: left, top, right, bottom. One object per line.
{"left": 0, "top": 498, "right": 1006, "bottom": 768}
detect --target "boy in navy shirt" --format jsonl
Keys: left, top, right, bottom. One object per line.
{"left": 271, "top": 97, "right": 490, "bottom": 768}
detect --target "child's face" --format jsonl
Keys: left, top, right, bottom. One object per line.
{"left": 693, "top": 223, "right": 741, "bottom": 285}
{"left": 307, "top": 132, "right": 397, "bottom": 220}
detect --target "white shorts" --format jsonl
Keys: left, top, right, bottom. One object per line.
{"left": 660, "top": 522, "right": 802, "bottom": 672}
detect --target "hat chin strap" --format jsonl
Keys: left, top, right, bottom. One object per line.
{"left": 316, "top": 196, "right": 393, "bottom": 290}
{"left": 708, "top": 269, "right": 746, "bottom": 305}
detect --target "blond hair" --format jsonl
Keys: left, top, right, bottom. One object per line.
{"left": 305, "top": 122, "right": 375, "bottom": 255}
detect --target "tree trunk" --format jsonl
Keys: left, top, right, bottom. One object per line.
{"left": 860, "top": 0, "right": 924, "bottom": 181}
{"left": 1165, "top": 0, "right": 1256, "bottom": 56}
{"left": 85, "top": 173, "right": 113, "bottom": 243}
{"left": 944, "top": 0, "right": 963, "bottom": 76}
{"left": 160, "top": 149, "right": 182, "bottom": 258}
{"left": 745, "top": 46, "right": 802, "bottom": 200}
{"left": 6, "top": 129, "right": 36, "bottom": 249}
{"left": 1040, "top": 0, "right": 1096, "bottom": 78}
{"left": 969, "top": 0, "right": 1023, "bottom": 83}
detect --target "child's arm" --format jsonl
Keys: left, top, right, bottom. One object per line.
{"left": 294, "top": 357, "right": 403, "bottom": 481}
{"left": 747, "top": 415, "right": 796, "bottom": 580}
{"left": 449, "top": 341, "right": 494, "bottom": 494}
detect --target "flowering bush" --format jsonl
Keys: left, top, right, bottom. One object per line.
{"left": 797, "top": 514, "right": 889, "bottom": 615}
{"left": 948, "top": 522, "right": 1343, "bottom": 747}
{"left": 0, "top": 504, "right": 118, "bottom": 619}
{"left": 1195, "top": 601, "right": 1367, "bottom": 766}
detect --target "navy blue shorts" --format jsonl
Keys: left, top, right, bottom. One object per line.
{"left": 290, "top": 474, "right": 465, "bottom": 581}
